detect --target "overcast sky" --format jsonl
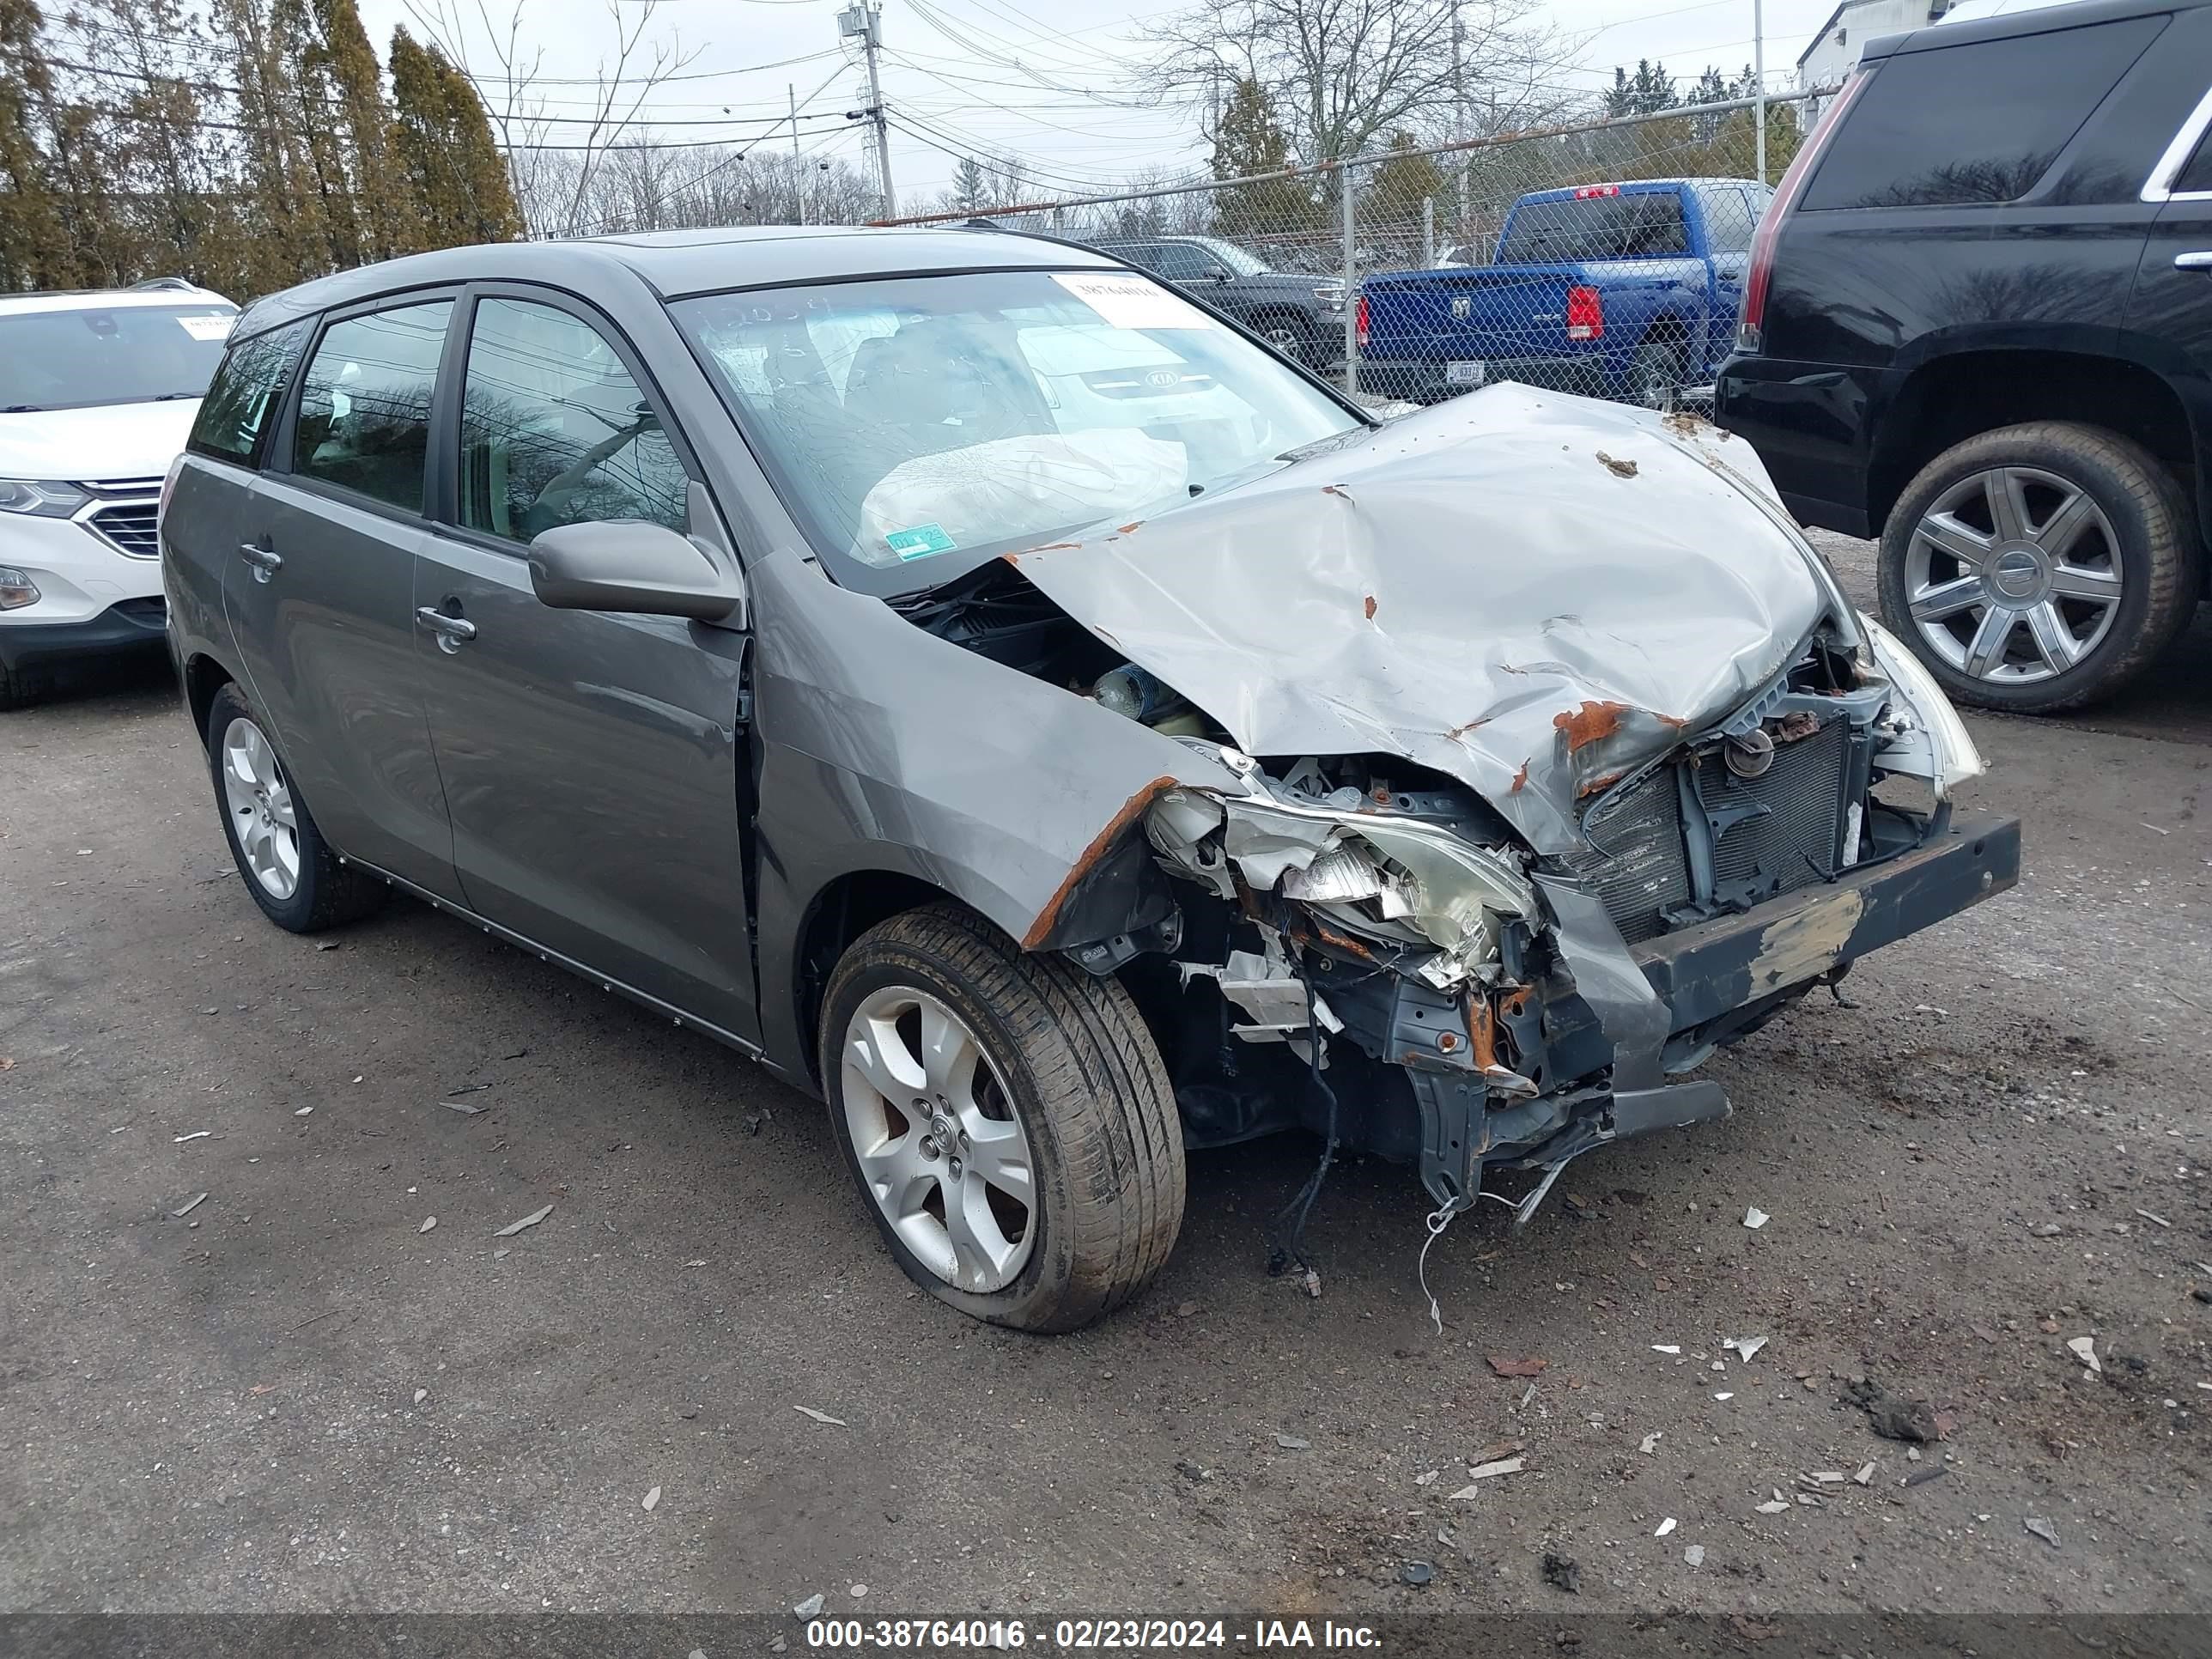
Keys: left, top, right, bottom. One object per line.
{"left": 359, "top": 0, "right": 1849, "bottom": 210}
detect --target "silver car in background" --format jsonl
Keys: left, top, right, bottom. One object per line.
{"left": 161, "top": 228, "right": 2019, "bottom": 1331}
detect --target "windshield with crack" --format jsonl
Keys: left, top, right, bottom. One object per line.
{"left": 671, "top": 268, "right": 1358, "bottom": 595}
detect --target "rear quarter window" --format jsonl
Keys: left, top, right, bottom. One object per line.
{"left": 188, "top": 320, "right": 311, "bottom": 464}
{"left": 1799, "top": 15, "right": 2164, "bottom": 210}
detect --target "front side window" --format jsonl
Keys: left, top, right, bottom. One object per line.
{"left": 292, "top": 301, "right": 453, "bottom": 513}
{"left": 458, "top": 297, "right": 689, "bottom": 544}
{"left": 189, "top": 320, "right": 311, "bottom": 463}
{"left": 672, "top": 267, "right": 1359, "bottom": 596}
{"left": 0, "top": 301, "right": 237, "bottom": 414}
{"left": 1148, "top": 243, "right": 1224, "bottom": 281}
{"left": 1198, "top": 238, "right": 1273, "bottom": 276}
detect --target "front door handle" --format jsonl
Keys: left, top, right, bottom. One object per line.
{"left": 238, "top": 543, "right": 282, "bottom": 581}
{"left": 416, "top": 605, "right": 477, "bottom": 651}
{"left": 2176, "top": 252, "right": 2212, "bottom": 271}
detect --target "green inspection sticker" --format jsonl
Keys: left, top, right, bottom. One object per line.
{"left": 885, "top": 523, "right": 957, "bottom": 561}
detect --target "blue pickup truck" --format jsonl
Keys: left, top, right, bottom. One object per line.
{"left": 1355, "top": 178, "right": 1771, "bottom": 408}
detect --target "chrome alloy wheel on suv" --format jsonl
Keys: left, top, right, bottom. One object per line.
{"left": 1902, "top": 464, "right": 2124, "bottom": 688}
{"left": 1879, "top": 422, "right": 2202, "bottom": 713}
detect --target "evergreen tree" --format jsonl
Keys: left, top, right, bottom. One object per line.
{"left": 1210, "top": 76, "right": 1318, "bottom": 237}
{"left": 1364, "top": 130, "right": 1444, "bottom": 226}
{"left": 0, "top": 0, "right": 69, "bottom": 289}
{"left": 388, "top": 26, "right": 523, "bottom": 248}
{"left": 216, "top": 0, "right": 339, "bottom": 290}
{"left": 1604, "top": 60, "right": 1677, "bottom": 118}
{"left": 950, "top": 155, "right": 988, "bottom": 212}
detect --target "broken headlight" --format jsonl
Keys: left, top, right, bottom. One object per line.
{"left": 1861, "top": 616, "right": 1985, "bottom": 799}
{"left": 1154, "top": 783, "right": 1539, "bottom": 984}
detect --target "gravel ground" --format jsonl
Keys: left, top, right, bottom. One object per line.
{"left": 3, "top": 537, "right": 2210, "bottom": 1620}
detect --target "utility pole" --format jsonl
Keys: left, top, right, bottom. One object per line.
{"left": 1451, "top": 0, "right": 1469, "bottom": 246}
{"left": 789, "top": 82, "right": 805, "bottom": 223}
{"left": 1753, "top": 0, "right": 1767, "bottom": 185}
{"left": 841, "top": 3, "right": 896, "bottom": 220}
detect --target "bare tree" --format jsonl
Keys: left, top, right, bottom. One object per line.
{"left": 1142, "top": 0, "right": 1574, "bottom": 165}
{"left": 403, "top": 0, "right": 700, "bottom": 237}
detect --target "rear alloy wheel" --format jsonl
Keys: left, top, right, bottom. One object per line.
{"left": 1628, "top": 334, "right": 1686, "bottom": 410}
{"left": 1879, "top": 422, "right": 2200, "bottom": 712}
{"left": 820, "top": 902, "right": 1184, "bottom": 1332}
{"left": 204, "top": 680, "right": 388, "bottom": 933}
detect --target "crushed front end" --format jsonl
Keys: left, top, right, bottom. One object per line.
{"left": 1133, "top": 618, "right": 2019, "bottom": 1222}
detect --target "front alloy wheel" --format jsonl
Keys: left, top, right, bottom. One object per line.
{"left": 820, "top": 903, "right": 1184, "bottom": 1331}
{"left": 1262, "top": 321, "right": 1308, "bottom": 362}
{"left": 841, "top": 985, "right": 1037, "bottom": 1293}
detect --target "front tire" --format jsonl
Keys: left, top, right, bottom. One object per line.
{"left": 819, "top": 902, "right": 1185, "bottom": 1332}
{"left": 1877, "top": 422, "right": 2201, "bottom": 713}
{"left": 204, "top": 681, "right": 387, "bottom": 933}
{"left": 0, "top": 656, "right": 52, "bottom": 711}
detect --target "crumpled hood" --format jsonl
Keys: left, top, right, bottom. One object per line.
{"left": 1007, "top": 383, "right": 1837, "bottom": 855}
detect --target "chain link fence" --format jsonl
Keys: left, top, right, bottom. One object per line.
{"left": 882, "top": 89, "right": 1825, "bottom": 411}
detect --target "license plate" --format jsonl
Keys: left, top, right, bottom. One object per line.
{"left": 1445, "top": 360, "right": 1486, "bottom": 386}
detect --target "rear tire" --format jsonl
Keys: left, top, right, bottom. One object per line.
{"left": 1877, "top": 422, "right": 2200, "bottom": 713}
{"left": 1627, "top": 332, "right": 1686, "bottom": 410}
{"left": 204, "top": 680, "right": 388, "bottom": 933}
{"left": 819, "top": 902, "right": 1185, "bottom": 1333}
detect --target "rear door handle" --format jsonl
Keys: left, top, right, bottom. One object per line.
{"left": 2176, "top": 252, "right": 2212, "bottom": 271}
{"left": 238, "top": 543, "right": 282, "bottom": 581}
{"left": 416, "top": 606, "right": 477, "bottom": 649}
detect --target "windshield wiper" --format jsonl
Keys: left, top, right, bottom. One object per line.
{"left": 2, "top": 404, "right": 44, "bottom": 414}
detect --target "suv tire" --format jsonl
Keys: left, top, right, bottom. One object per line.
{"left": 1878, "top": 422, "right": 2200, "bottom": 713}
{"left": 0, "top": 657, "right": 54, "bottom": 711}
{"left": 820, "top": 902, "right": 1184, "bottom": 1332}
{"left": 204, "top": 680, "right": 389, "bottom": 933}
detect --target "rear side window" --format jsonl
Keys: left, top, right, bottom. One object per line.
{"left": 457, "top": 296, "right": 690, "bottom": 544}
{"left": 188, "top": 320, "right": 309, "bottom": 464}
{"left": 292, "top": 301, "right": 453, "bottom": 513}
{"left": 1496, "top": 192, "right": 1688, "bottom": 263}
{"left": 1800, "top": 17, "right": 2163, "bottom": 210}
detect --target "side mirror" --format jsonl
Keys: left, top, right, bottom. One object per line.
{"left": 1204, "top": 266, "right": 1234, "bottom": 283}
{"left": 527, "top": 520, "right": 749, "bottom": 628}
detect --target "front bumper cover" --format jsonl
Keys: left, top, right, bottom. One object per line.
{"left": 1410, "top": 808, "right": 2021, "bottom": 1210}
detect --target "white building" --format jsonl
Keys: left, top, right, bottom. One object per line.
{"left": 1796, "top": 0, "right": 1955, "bottom": 89}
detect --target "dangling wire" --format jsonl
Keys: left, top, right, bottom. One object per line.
{"left": 1418, "top": 1189, "right": 1516, "bottom": 1334}
{"left": 1267, "top": 974, "right": 1340, "bottom": 1283}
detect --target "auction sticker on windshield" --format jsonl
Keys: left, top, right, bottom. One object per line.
{"left": 885, "top": 522, "right": 958, "bottom": 561}
{"left": 1050, "top": 272, "right": 1218, "bottom": 331}
{"left": 177, "top": 314, "right": 235, "bottom": 341}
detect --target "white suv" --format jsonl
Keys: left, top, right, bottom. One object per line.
{"left": 0, "top": 280, "right": 237, "bottom": 707}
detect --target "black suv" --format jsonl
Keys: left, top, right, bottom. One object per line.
{"left": 1717, "top": 0, "right": 2212, "bottom": 711}
{"left": 1090, "top": 235, "right": 1345, "bottom": 365}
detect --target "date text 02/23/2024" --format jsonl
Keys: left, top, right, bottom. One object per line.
{"left": 805, "top": 1619, "right": 1384, "bottom": 1650}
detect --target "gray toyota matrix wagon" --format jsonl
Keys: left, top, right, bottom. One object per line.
{"left": 161, "top": 228, "right": 2020, "bottom": 1330}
